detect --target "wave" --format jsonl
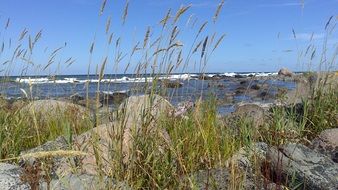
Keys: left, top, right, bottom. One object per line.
{"left": 15, "top": 72, "right": 278, "bottom": 84}
{"left": 15, "top": 74, "right": 198, "bottom": 84}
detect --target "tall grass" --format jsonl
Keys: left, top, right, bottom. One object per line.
{"left": 0, "top": 0, "right": 337, "bottom": 189}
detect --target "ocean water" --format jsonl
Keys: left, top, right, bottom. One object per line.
{"left": 0, "top": 72, "right": 296, "bottom": 114}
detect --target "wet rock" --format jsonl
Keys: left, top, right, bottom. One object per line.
{"left": 235, "top": 86, "right": 246, "bottom": 94}
{"left": 278, "top": 68, "right": 293, "bottom": 77}
{"left": 239, "top": 80, "right": 247, "bottom": 85}
{"left": 259, "top": 90, "right": 275, "bottom": 100}
{"left": 0, "top": 163, "right": 30, "bottom": 190}
{"left": 100, "top": 91, "right": 129, "bottom": 105}
{"left": 250, "top": 83, "right": 261, "bottom": 90}
{"left": 69, "top": 93, "right": 84, "bottom": 103}
{"left": 266, "top": 143, "right": 338, "bottom": 190}
{"left": 161, "top": 79, "right": 183, "bottom": 88}
{"left": 311, "top": 128, "right": 338, "bottom": 163}
{"left": 223, "top": 93, "right": 235, "bottom": 104}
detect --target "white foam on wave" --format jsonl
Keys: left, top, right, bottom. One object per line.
{"left": 221, "top": 72, "right": 277, "bottom": 77}
{"left": 223, "top": 72, "right": 236, "bottom": 77}
{"left": 15, "top": 73, "right": 277, "bottom": 84}
{"left": 15, "top": 73, "right": 196, "bottom": 84}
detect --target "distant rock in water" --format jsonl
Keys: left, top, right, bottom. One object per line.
{"left": 278, "top": 68, "right": 293, "bottom": 77}
{"left": 69, "top": 93, "right": 84, "bottom": 103}
{"left": 100, "top": 90, "right": 129, "bottom": 105}
{"left": 161, "top": 79, "right": 183, "bottom": 88}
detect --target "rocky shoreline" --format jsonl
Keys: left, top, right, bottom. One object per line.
{"left": 0, "top": 70, "right": 337, "bottom": 189}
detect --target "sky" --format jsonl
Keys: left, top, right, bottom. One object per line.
{"left": 0, "top": 0, "right": 337, "bottom": 75}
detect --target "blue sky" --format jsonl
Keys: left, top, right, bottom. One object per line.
{"left": 0, "top": 0, "right": 337, "bottom": 75}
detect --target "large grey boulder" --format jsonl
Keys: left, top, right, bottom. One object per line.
{"left": 19, "top": 136, "right": 70, "bottom": 179}
{"left": 311, "top": 128, "right": 338, "bottom": 163}
{"left": 118, "top": 95, "right": 173, "bottom": 163}
{"left": 183, "top": 143, "right": 286, "bottom": 189}
{"left": 266, "top": 143, "right": 338, "bottom": 190}
{"left": 57, "top": 122, "right": 118, "bottom": 176}
{"left": 39, "top": 174, "right": 131, "bottom": 190}
{"left": 0, "top": 163, "right": 30, "bottom": 190}
{"left": 233, "top": 104, "right": 266, "bottom": 128}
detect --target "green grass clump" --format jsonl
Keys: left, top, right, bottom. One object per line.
{"left": 0, "top": 104, "right": 93, "bottom": 159}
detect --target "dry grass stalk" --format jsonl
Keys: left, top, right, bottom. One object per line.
{"left": 198, "top": 21, "right": 208, "bottom": 34}
{"left": 213, "top": 34, "right": 226, "bottom": 52}
{"left": 122, "top": 0, "right": 129, "bottom": 25}
{"left": 160, "top": 9, "right": 171, "bottom": 27}
{"left": 174, "top": 5, "right": 191, "bottom": 23}
{"left": 106, "top": 16, "right": 111, "bottom": 34}
{"left": 108, "top": 33, "right": 114, "bottom": 44}
{"left": 19, "top": 28, "right": 28, "bottom": 41}
{"left": 90, "top": 42, "right": 95, "bottom": 54}
{"left": 213, "top": 0, "right": 225, "bottom": 23}
{"left": 143, "top": 27, "right": 151, "bottom": 49}
{"left": 201, "top": 36, "right": 208, "bottom": 58}
{"left": 99, "top": 57, "right": 108, "bottom": 81}
{"left": 100, "top": 0, "right": 107, "bottom": 15}
{"left": 5, "top": 18, "right": 10, "bottom": 29}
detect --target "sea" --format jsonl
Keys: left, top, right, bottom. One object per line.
{"left": 0, "top": 72, "right": 297, "bottom": 114}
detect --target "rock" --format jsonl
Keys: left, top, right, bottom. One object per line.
{"left": 21, "top": 100, "right": 92, "bottom": 121}
{"left": 10, "top": 99, "right": 28, "bottom": 111}
{"left": 119, "top": 95, "right": 173, "bottom": 163}
{"left": 100, "top": 91, "right": 129, "bottom": 105}
{"left": 233, "top": 104, "right": 265, "bottom": 127}
{"left": 0, "top": 96, "right": 9, "bottom": 110}
{"left": 250, "top": 84, "right": 261, "bottom": 90}
{"left": 266, "top": 143, "right": 338, "bottom": 190}
{"left": 0, "top": 163, "right": 30, "bottom": 190}
{"left": 311, "top": 128, "right": 338, "bottom": 163}
{"left": 174, "top": 101, "right": 194, "bottom": 117}
{"left": 223, "top": 93, "right": 235, "bottom": 104}
{"left": 239, "top": 80, "right": 247, "bottom": 85}
{"left": 69, "top": 93, "right": 84, "bottom": 103}
{"left": 40, "top": 174, "right": 131, "bottom": 190}
{"left": 184, "top": 143, "right": 269, "bottom": 189}
{"left": 19, "top": 136, "right": 70, "bottom": 178}
{"left": 57, "top": 122, "right": 118, "bottom": 176}
{"left": 58, "top": 95, "right": 174, "bottom": 175}
{"left": 77, "top": 99, "right": 102, "bottom": 110}
{"left": 235, "top": 86, "right": 247, "bottom": 94}
{"left": 161, "top": 79, "right": 183, "bottom": 88}
{"left": 278, "top": 68, "right": 293, "bottom": 77}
